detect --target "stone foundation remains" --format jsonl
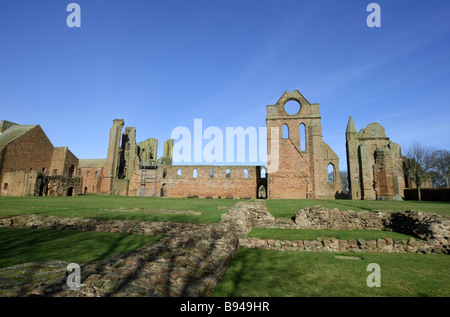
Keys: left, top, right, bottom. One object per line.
{"left": 241, "top": 206, "right": 450, "bottom": 254}
{"left": 0, "top": 202, "right": 448, "bottom": 297}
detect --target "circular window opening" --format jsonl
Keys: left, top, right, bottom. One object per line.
{"left": 284, "top": 100, "right": 301, "bottom": 115}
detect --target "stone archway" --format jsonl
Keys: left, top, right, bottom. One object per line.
{"left": 160, "top": 183, "right": 167, "bottom": 197}
{"left": 258, "top": 184, "right": 267, "bottom": 199}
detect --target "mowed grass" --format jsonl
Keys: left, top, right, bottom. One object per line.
{"left": 0, "top": 195, "right": 240, "bottom": 224}
{"left": 248, "top": 228, "right": 416, "bottom": 241}
{"left": 1, "top": 196, "right": 448, "bottom": 224}
{"left": 266, "top": 199, "right": 450, "bottom": 218}
{"left": 213, "top": 248, "right": 450, "bottom": 297}
{"left": 0, "top": 227, "right": 164, "bottom": 269}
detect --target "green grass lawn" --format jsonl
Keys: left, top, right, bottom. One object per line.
{"left": 213, "top": 248, "right": 450, "bottom": 297}
{"left": 248, "top": 228, "right": 416, "bottom": 241}
{"left": 0, "top": 195, "right": 239, "bottom": 224}
{"left": 0, "top": 195, "right": 449, "bottom": 297}
{"left": 266, "top": 199, "right": 450, "bottom": 218}
{"left": 1, "top": 196, "right": 448, "bottom": 224}
{"left": 0, "top": 227, "right": 163, "bottom": 269}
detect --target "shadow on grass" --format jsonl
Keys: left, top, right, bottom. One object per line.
{"left": 212, "top": 248, "right": 262, "bottom": 297}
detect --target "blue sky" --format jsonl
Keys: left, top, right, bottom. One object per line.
{"left": 1, "top": 0, "right": 449, "bottom": 169}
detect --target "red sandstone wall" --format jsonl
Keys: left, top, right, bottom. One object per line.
{"left": 79, "top": 167, "right": 103, "bottom": 194}
{"left": 1, "top": 126, "right": 54, "bottom": 175}
{"left": 50, "top": 147, "right": 78, "bottom": 177}
{"left": 0, "top": 126, "right": 54, "bottom": 196}
{"left": 267, "top": 138, "right": 310, "bottom": 199}
{"left": 155, "top": 165, "right": 261, "bottom": 199}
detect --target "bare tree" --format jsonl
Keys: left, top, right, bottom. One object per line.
{"left": 431, "top": 149, "right": 450, "bottom": 187}
{"left": 403, "top": 142, "right": 434, "bottom": 201}
{"left": 340, "top": 170, "right": 349, "bottom": 194}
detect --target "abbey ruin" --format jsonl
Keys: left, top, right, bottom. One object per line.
{"left": 0, "top": 90, "right": 415, "bottom": 200}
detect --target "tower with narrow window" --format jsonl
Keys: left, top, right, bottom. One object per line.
{"left": 346, "top": 116, "right": 406, "bottom": 200}
{"left": 266, "top": 90, "right": 342, "bottom": 199}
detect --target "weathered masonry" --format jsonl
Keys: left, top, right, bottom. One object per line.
{"left": 86, "top": 120, "right": 268, "bottom": 199}
{"left": 72, "top": 90, "right": 414, "bottom": 200}
{"left": 346, "top": 116, "right": 406, "bottom": 200}
{"left": 266, "top": 90, "right": 342, "bottom": 199}
{"left": 0, "top": 120, "right": 81, "bottom": 196}
{"left": 80, "top": 90, "right": 347, "bottom": 199}
{"left": 0, "top": 90, "right": 427, "bottom": 200}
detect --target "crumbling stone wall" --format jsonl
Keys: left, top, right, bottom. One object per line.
{"left": 0, "top": 202, "right": 448, "bottom": 297}
{"left": 0, "top": 212, "right": 241, "bottom": 297}
{"left": 36, "top": 175, "right": 82, "bottom": 196}
{"left": 156, "top": 165, "right": 265, "bottom": 199}
{"left": 266, "top": 90, "right": 342, "bottom": 199}
{"left": 346, "top": 119, "right": 405, "bottom": 200}
{"left": 244, "top": 206, "right": 450, "bottom": 254}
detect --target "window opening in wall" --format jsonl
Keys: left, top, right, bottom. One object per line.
{"left": 95, "top": 171, "right": 98, "bottom": 176}
{"left": 328, "top": 164, "right": 335, "bottom": 183}
{"left": 284, "top": 100, "right": 301, "bottom": 115}
{"left": 3, "top": 183, "right": 8, "bottom": 190}
{"left": 261, "top": 168, "right": 266, "bottom": 178}
{"left": 226, "top": 168, "right": 231, "bottom": 178}
{"left": 163, "top": 169, "right": 167, "bottom": 178}
{"left": 68, "top": 165, "right": 74, "bottom": 178}
{"left": 53, "top": 169, "right": 58, "bottom": 176}
{"left": 86, "top": 171, "right": 90, "bottom": 177}
{"left": 160, "top": 183, "right": 167, "bottom": 197}
{"left": 300, "top": 123, "right": 306, "bottom": 151}
{"left": 177, "top": 168, "right": 182, "bottom": 177}
{"left": 209, "top": 168, "right": 214, "bottom": 178}
{"left": 243, "top": 168, "right": 249, "bottom": 178}
{"left": 193, "top": 168, "right": 198, "bottom": 178}
{"left": 258, "top": 185, "right": 267, "bottom": 199}
{"left": 282, "top": 124, "right": 289, "bottom": 139}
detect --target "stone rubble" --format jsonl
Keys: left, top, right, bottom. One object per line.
{"left": 0, "top": 202, "right": 448, "bottom": 297}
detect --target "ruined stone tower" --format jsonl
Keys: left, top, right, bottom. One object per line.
{"left": 266, "top": 90, "right": 342, "bottom": 199}
{"left": 346, "top": 116, "right": 406, "bottom": 200}
{"left": 100, "top": 119, "right": 124, "bottom": 194}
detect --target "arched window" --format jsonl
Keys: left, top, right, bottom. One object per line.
{"left": 193, "top": 168, "right": 197, "bottom": 178}
{"left": 260, "top": 168, "right": 266, "bottom": 179}
{"left": 243, "top": 168, "right": 249, "bottom": 178}
{"left": 282, "top": 124, "right": 289, "bottom": 139}
{"left": 209, "top": 168, "right": 214, "bottom": 178}
{"left": 177, "top": 168, "right": 182, "bottom": 177}
{"left": 226, "top": 168, "right": 231, "bottom": 178}
{"left": 327, "top": 164, "right": 335, "bottom": 183}
{"left": 300, "top": 123, "right": 306, "bottom": 151}
{"left": 163, "top": 169, "right": 167, "bottom": 178}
